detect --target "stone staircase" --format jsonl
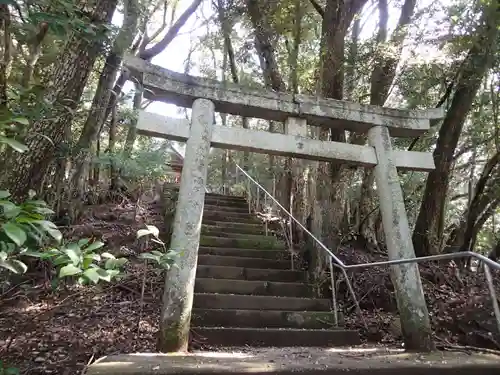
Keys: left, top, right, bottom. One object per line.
{"left": 192, "top": 192, "right": 361, "bottom": 347}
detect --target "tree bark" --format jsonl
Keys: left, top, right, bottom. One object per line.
{"left": 413, "top": 1, "right": 500, "bottom": 256}
{"left": 70, "top": 0, "right": 140, "bottom": 200}
{"left": 1, "top": 0, "right": 119, "bottom": 201}
{"left": 313, "top": 0, "right": 367, "bottom": 258}
{"left": 358, "top": 0, "right": 417, "bottom": 245}
{"left": 444, "top": 151, "right": 500, "bottom": 253}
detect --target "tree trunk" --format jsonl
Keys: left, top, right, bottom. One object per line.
{"left": 444, "top": 151, "right": 500, "bottom": 254}
{"left": 108, "top": 105, "right": 119, "bottom": 191}
{"left": 100, "top": 0, "right": 203, "bottom": 134}
{"left": 245, "top": 0, "right": 288, "bottom": 208}
{"left": 70, "top": 0, "right": 140, "bottom": 199}
{"left": 313, "top": 0, "right": 367, "bottom": 258}
{"left": 1, "top": 0, "right": 119, "bottom": 201}
{"left": 358, "top": 0, "right": 417, "bottom": 244}
{"left": 413, "top": 1, "right": 500, "bottom": 256}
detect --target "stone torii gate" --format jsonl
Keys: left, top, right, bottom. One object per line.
{"left": 124, "top": 54, "right": 443, "bottom": 352}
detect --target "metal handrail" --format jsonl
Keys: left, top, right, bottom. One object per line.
{"left": 235, "top": 164, "right": 500, "bottom": 334}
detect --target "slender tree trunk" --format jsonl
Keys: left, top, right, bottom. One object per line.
{"left": 101, "top": 0, "right": 203, "bottom": 135}
{"left": 413, "top": 1, "right": 500, "bottom": 256}
{"left": 70, "top": 0, "right": 140, "bottom": 200}
{"left": 358, "top": 0, "right": 417, "bottom": 245}
{"left": 108, "top": 105, "right": 119, "bottom": 191}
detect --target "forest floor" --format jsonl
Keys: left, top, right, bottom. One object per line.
{"left": 1, "top": 198, "right": 500, "bottom": 375}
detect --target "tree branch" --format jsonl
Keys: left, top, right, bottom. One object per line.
{"left": 309, "top": 0, "right": 324, "bottom": 18}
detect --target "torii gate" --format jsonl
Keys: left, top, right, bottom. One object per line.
{"left": 124, "top": 54, "right": 444, "bottom": 351}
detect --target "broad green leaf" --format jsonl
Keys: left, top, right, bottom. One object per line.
{"left": 83, "top": 268, "right": 100, "bottom": 284}
{"left": 139, "top": 253, "right": 160, "bottom": 262}
{"left": 12, "top": 117, "right": 29, "bottom": 126}
{"left": 59, "top": 264, "right": 82, "bottom": 277}
{"left": 33, "top": 220, "right": 62, "bottom": 242}
{"left": 53, "top": 255, "right": 69, "bottom": 266}
{"left": 78, "top": 238, "right": 90, "bottom": 247}
{"left": 151, "top": 250, "right": 165, "bottom": 256}
{"left": 0, "top": 202, "right": 21, "bottom": 218}
{"left": 63, "top": 248, "right": 81, "bottom": 265}
{"left": 0, "top": 259, "right": 28, "bottom": 274}
{"left": 0, "top": 250, "right": 7, "bottom": 261}
{"left": 96, "top": 268, "right": 111, "bottom": 282}
{"left": 22, "top": 249, "right": 45, "bottom": 258}
{"left": 0, "top": 190, "right": 10, "bottom": 199}
{"left": 84, "top": 253, "right": 101, "bottom": 262}
{"left": 114, "top": 258, "right": 128, "bottom": 267}
{"left": 84, "top": 241, "right": 105, "bottom": 252}
{"left": 101, "top": 252, "right": 115, "bottom": 259}
{"left": 0, "top": 137, "right": 28, "bottom": 153}
{"left": 2, "top": 222, "right": 27, "bottom": 246}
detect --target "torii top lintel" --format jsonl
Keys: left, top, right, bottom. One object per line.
{"left": 124, "top": 54, "right": 443, "bottom": 138}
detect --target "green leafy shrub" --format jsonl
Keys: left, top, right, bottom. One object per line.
{"left": 25, "top": 239, "right": 128, "bottom": 285}
{"left": 137, "top": 225, "right": 179, "bottom": 270}
{"left": 0, "top": 189, "right": 62, "bottom": 274}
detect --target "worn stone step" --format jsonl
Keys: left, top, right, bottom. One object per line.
{"left": 205, "top": 193, "right": 246, "bottom": 201}
{"left": 192, "top": 309, "right": 337, "bottom": 329}
{"left": 193, "top": 327, "right": 361, "bottom": 347}
{"left": 196, "top": 265, "right": 305, "bottom": 282}
{"left": 203, "top": 204, "right": 249, "bottom": 213}
{"left": 199, "top": 236, "right": 286, "bottom": 250}
{"left": 201, "top": 222, "right": 265, "bottom": 234}
{"left": 88, "top": 348, "right": 500, "bottom": 375}
{"left": 204, "top": 196, "right": 248, "bottom": 205}
{"left": 203, "top": 211, "right": 260, "bottom": 224}
{"left": 194, "top": 278, "right": 311, "bottom": 297}
{"left": 199, "top": 247, "right": 290, "bottom": 260}
{"left": 201, "top": 226, "right": 268, "bottom": 238}
{"left": 194, "top": 293, "right": 330, "bottom": 311}
{"left": 198, "top": 254, "right": 290, "bottom": 269}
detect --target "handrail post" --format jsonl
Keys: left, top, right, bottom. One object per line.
{"left": 484, "top": 264, "right": 500, "bottom": 335}
{"left": 329, "top": 257, "right": 338, "bottom": 326}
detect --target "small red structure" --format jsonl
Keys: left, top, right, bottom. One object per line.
{"left": 166, "top": 145, "right": 184, "bottom": 184}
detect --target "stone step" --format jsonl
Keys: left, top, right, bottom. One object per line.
{"left": 194, "top": 278, "right": 311, "bottom": 297}
{"left": 203, "top": 211, "right": 260, "bottom": 224}
{"left": 199, "top": 235, "right": 286, "bottom": 250}
{"left": 205, "top": 193, "right": 246, "bottom": 201}
{"left": 204, "top": 204, "right": 249, "bottom": 213}
{"left": 199, "top": 247, "right": 290, "bottom": 260}
{"left": 201, "top": 226, "right": 268, "bottom": 238}
{"left": 194, "top": 293, "right": 330, "bottom": 311}
{"left": 196, "top": 265, "right": 305, "bottom": 282}
{"left": 88, "top": 348, "right": 500, "bottom": 375}
{"left": 201, "top": 221, "right": 265, "bottom": 234}
{"left": 192, "top": 309, "right": 337, "bottom": 329}
{"left": 204, "top": 196, "right": 248, "bottom": 206}
{"left": 197, "top": 255, "right": 290, "bottom": 269}
{"left": 192, "top": 327, "right": 361, "bottom": 347}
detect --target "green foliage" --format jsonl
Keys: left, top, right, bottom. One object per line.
{"left": 0, "top": 190, "right": 62, "bottom": 274}
{"left": 25, "top": 239, "right": 127, "bottom": 284}
{"left": 0, "top": 117, "right": 29, "bottom": 153}
{"left": 95, "top": 144, "right": 175, "bottom": 186}
{"left": 0, "top": 360, "right": 19, "bottom": 375}
{"left": 137, "top": 225, "right": 179, "bottom": 270}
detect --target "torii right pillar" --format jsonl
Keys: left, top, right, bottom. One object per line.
{"left": 368, "top": 125, "right": 434, "bottom": 352}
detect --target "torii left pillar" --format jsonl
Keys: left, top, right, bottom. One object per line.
{"left": 158, "top": 98, "right": 214, "bottom": 352}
